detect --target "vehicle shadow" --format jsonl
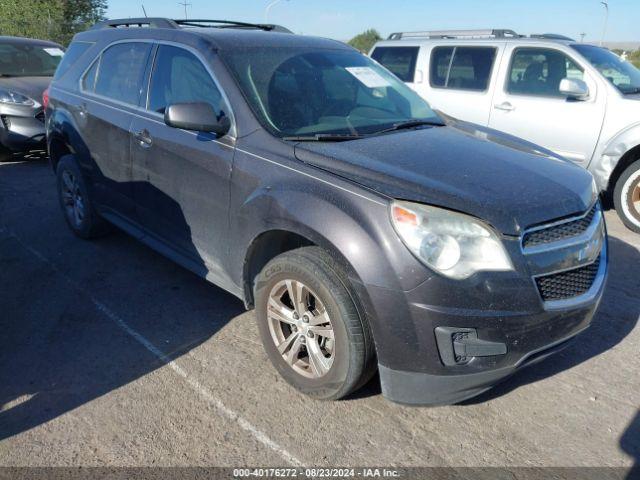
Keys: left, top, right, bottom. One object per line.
{"left": 462, "top": 236, "right": 640, "bottom": 404}
{"left": 621, "top": 411, "right": 640, "bottom": 480}
{"left": 0, "top": 159, "right": 245, "bottom": 440}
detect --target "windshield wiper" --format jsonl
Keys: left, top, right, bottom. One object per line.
{"left": 282, "top": 133, "right": 364, "bottom": 142}
{"left": 622, "top": 87, "right": 640, "bottom": 95}
{"left": 372, "top": 119, "right": 446, "bottom": 136}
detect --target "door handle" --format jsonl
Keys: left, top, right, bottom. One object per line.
{"left": 134, "top": 129, "right": 152, "bottom": 147}
{"left": 494, "top": 102, "right": 515, "bottom": 112}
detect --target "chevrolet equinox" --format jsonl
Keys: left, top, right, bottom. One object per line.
{"left": 45, "top": 18, "right": 608, "bottom": 405}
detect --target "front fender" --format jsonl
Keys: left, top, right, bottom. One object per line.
{"left": 590, "top": 122, "right": 640, "bottom": 191}
{"left": 232, "top": 183, "right": 427, "bottom": 295}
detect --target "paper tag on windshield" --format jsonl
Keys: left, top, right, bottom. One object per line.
{"left": 345, "top": 67, "right": 390, "bottom": 88}
{"left": 44, "top": 48, "right": 64, "bottom": 57}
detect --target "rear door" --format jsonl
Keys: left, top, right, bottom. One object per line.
{"left": 77, "top": 41, "right": 153, "bottom": 217}
{"left": 488, "top": 45, "right": 605, "bottom": 165}
{"left": 425, "top": 44, "right": 500, "bottom": 125}
{"left": 129, "top": 44, "right": 235, "bottom": 273}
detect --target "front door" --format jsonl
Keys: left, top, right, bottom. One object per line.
{"left": 488, "top": 46, "right": 605, "bottom": 165}
{"left": 129, "top": 44, "right": 235, "bottom": 275}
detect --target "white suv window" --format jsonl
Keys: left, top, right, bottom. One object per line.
{"left": 370, "top": 46, "right": 420, "bottom": 82}
{"left": 430, "top": 46, "right": 496, "bottom": 91}
{"left": 507, "top": 47, "right": 584, "bottom": 97}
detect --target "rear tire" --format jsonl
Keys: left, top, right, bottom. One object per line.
{"left": 614, "top": 160, "right": 640, "bottom": 233}
{"left": 254, "top": 246, "right": 376, "bottom": 400}
{"left": 56, "top": 155, "right": 111, "bottom": 239}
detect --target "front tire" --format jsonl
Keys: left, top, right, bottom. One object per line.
{"left": 614, "top": 160, "right": 640, "bottom": 233}
{"left": 56, "top": 155, "right": 110, "bottom": 239}
{"left": 254, "top": 247, "right": 376, "bottom": 400}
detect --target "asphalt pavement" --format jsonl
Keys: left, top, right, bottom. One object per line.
{"left": 0, "top": 158, "right": 638, "bottom": 470}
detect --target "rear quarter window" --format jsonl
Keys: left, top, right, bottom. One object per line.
{"left": 371, "top": 46, "right": 420, "bottom": 82}
{"left": 53, "top": 41, "right": 91, "bottom": 81}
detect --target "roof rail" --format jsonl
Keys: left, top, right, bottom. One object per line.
{"left": 91, "top": 18, "right": 292, "bottom": 33}
{"left": 91, "top": 18, "right": 179, "bottom": 29}
{"left": 530, "top": 33, "right": 576, "bottom": 41}
{"left": 387, "top": 29, "right": 521, "bottom": 40}
{"left": 174, "top": 19, "right": 292, "bottom": 33}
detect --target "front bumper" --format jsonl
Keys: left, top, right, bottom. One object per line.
{"left": 0, "top": 104, "right": 46, "bottom": 152}
{"left": 364, "top": 205, "right": 608, "bottom": 406}
{"left": 379, "top": 328, "right": 583, "bottom": 405}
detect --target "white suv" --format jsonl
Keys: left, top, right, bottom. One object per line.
{"left": 371, "top": 29, "right": 640, "bottom": 232}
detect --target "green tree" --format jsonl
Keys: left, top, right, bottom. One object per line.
{"left": 0, "top": 0, "right": 106, "bottom": 45}
{"left": 60, "top": 0, "right": 107, "bottom": 45}
{"left": 0, "top": 0, "right": 65, "bottom": 42}
{"left": 348, "top": 29, "right": 382, "bottom": 53}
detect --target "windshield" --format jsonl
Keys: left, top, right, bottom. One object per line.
{"left": 0, "top": 42, "right": 64, "bottom": 77}
{"left": 572, "top": 44, "right": 640, "bottom": 94}
{"left": 222, "top": 47, "right": 441, "bottom": 137}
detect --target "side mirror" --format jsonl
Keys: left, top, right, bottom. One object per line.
{"left": 559, "top": 78, "right": 590, "bottom": 100}
{"left": 164, "top": 102, "right": 231, "bottom": 136}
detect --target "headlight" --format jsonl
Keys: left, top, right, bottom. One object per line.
{"left": 391, "top": 201, "right": 513, "bottom": 279}
{"left": 0, "top": 89, "right": 35, "bottom": 106}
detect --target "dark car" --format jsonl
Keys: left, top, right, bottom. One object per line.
{"left": 0, "top": 36, "right": 65, "bottom": 161}
{"left": 45, "top": 18, "right": 607, "bottom": 405}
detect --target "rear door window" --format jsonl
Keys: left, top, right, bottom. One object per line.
{"left": 507, "top": 48, "right": 584, "bottom": 97}
{"left": 430, "top": 46, "right": 496, "bottom": 91}
{"left": 371, "top": 46, "right": 420, "bottom": 82}
{"left": 94, "top": 42, "right": 152, "bottom": 105}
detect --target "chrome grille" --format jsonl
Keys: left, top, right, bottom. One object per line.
{"left": 523, "top": 204, "right": 597, "bottom": 248}
{"left": 536, "top": 257, "right": 601, "bottom": 301}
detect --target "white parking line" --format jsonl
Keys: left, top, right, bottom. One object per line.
{"left": 1, "top": 227, "right": 303, "bottom": 467}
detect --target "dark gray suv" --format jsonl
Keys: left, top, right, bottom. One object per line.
{"left": 46, "top": 18, "right": 608, "bottom": 405}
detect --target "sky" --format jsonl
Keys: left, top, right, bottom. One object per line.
{"left": 107, "top": 0, "right": 637, "bottom": 42}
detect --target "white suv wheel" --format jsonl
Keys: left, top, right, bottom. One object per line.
{"left": 614, "top": 160, "right": 640, "bottom": 233}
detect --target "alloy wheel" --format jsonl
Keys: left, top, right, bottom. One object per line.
{"left": 631, "top": 182, "right": 640, "bottom": 220}
{"left": 61, "top": 170, "right": 85, "bottom": 228}
{"left": 266, "top": 279, "right": 335, "bottom": 379}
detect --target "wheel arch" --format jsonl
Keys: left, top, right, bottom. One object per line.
{"left": 607, "top": 143, "right": 640, "bottom": 200}
{"left": 47, "top": 108, "right": 78, "bottom": 173}
{"left": 242, "top": 225, "right": 374, "bottom": 313}
{"left": 242, "top": 229, "right": 315, "bottom": 308}
{"left": 48, "top": 133, "right": 73, "bottom": 172}
{"left": 593, "top": 123, "right": 640, "bottom": 198}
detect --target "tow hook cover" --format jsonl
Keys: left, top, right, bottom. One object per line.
{"left": 435, "top": 327, "right": 507, "bottom": 366}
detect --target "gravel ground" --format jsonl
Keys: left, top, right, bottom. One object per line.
{"left": 0, "top": 158, "right": 638, "bottom": 470}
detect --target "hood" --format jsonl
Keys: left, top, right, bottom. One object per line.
{"left": 294, "top": 123, "right": 595, "bottom": 235}
{"left": 0, "top": 76, "right": 51, "bottom": 106}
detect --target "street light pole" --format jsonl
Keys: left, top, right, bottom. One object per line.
{"left": 600, "top": 1, "right": 609, "bottom": 46}
{"left": 264, "top": 0, "right": 288, "bottom": 23}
